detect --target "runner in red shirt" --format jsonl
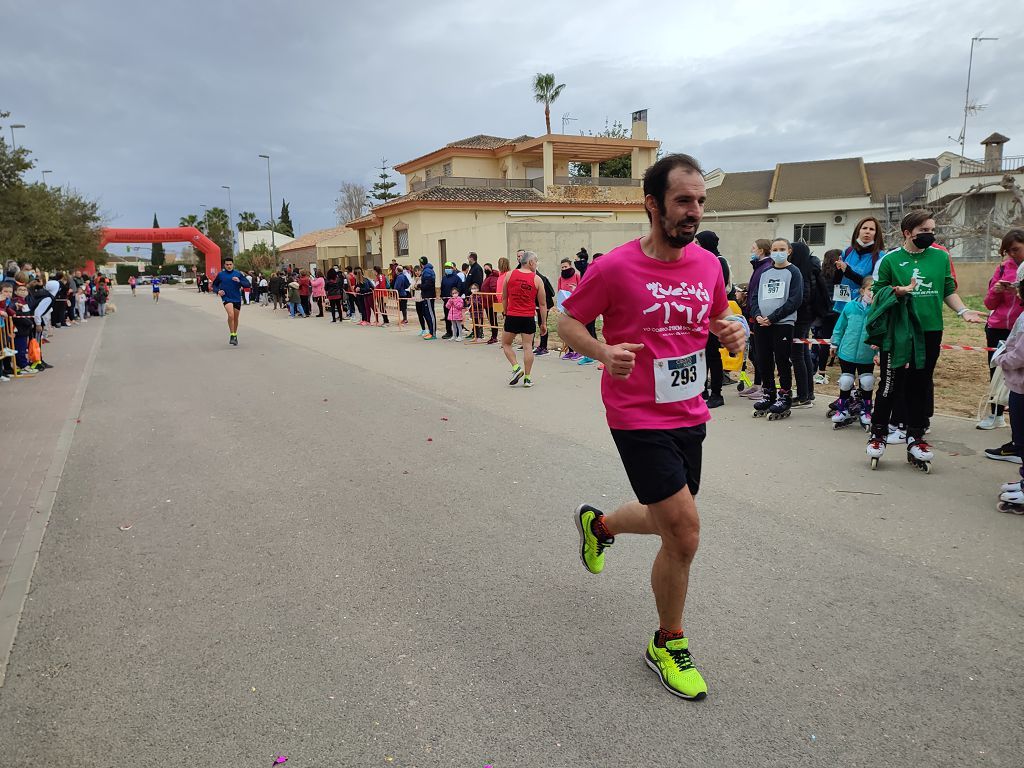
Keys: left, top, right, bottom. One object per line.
{"left": 559, "top": 153, "right": 746, "bottom": 701}
{"left": 500, "top": 251, "right": 547, "bottom": 388}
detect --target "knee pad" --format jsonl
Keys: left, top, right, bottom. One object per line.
{"left": 838, "top": 373, "right": 855, "bottom": 392}
{"left": 859, "top": 373, "right": 876, "bottom": 393}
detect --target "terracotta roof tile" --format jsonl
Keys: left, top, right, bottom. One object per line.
{"left": 864, "top": 159, "right": 939, "bottom": 203}
{"left": 278, "top": 225, "right": 353, "bottom": 252}
{"left": 705, "top": 170, "right": 774, "bottom": 212}
{"left": 444, "top": 134, "right": 533, "bottom": 150}
{"left": 772, "top": 158, "right": 868, "bottom": 201}
{"left": 372, "top": 186, "right": 546, "bottom": 210}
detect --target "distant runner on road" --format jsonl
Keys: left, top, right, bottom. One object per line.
{"left": 212, "top": 257, "right": 251, "bottom": 346}
{"left": 558, "top": 153, "right": 746, "bottom": 701}
{"left": 151, "top": 277, "right": 161, "bottom": 303}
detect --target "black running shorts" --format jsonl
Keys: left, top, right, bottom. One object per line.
{"left": 223, "top": 301, "right": 241, "bottom": 311}
{"left": 609, "top": 425, "right": 706, "bottom": 505}
{"left": 503, "top": 315, "right": 537, "bottom": 335}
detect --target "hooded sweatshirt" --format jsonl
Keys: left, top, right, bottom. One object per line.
{"left": 984, "top": 257, "right": 1023, "bottom": 331}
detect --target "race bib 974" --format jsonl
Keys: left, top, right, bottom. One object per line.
{"left": 654, "top": 351, "right": 706, "bottom": 404}
{"left": 833, "top": 283, "right": 852, "bottom": 302}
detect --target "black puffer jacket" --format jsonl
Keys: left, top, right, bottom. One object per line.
{"left": 789, "top": 242, "right": 829, "bottom": 323}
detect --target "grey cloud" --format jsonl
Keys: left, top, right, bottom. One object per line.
{"left": 2, "top": 0, "right": 1020, "bottom": 248}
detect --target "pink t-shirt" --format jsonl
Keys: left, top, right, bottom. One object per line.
{"left": 562, "top": 239, "right": 728, "bottom": 430}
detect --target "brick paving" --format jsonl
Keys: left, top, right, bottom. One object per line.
{"left": 0, "top": 316, "right": 103, "bottom": 683}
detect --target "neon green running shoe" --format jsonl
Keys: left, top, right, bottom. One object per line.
{"left": 574, "top": 504, "right": 613, "bottom": 574}
{"left": 645, "top": 635, "right": 708, "bottom": 700}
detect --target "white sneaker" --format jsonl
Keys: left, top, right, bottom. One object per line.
{"left": 0, "top": 375, "right": 10, "bottom": 382}
{"left": 976, "top": 413, "right": 1005, "bottom": 430}
{"left": 885, "top": 426, "right": 906, "bottom": 445}
{"left": 1000, "top": 479, "right": 1022, "bottom": 494}
{"left": 813, "top": 373, "right": 828, "bottom": 385}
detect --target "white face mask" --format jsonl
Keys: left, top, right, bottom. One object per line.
{"left": 770, "top": 252, "right": 788, "bottom": 264}
{"left": 857, "top": 238, "right": 874, "bottom": 248}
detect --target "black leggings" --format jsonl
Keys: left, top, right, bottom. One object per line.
{"left": 399, "top": 298, "right": 408, "bottom": 323}
{"left": 871, "top": 331, "right": 942, "bottom": 441}
{"left": 814, "top": 313, "right": 839, "bottom": 372}
{"left": 754, "top": 324, "right": 794, "bottom": 393}
{"left": 705, "top": 332, "right": 723, "bottom": 396}
{"left": 986, "top": 326, "right": 1011, "bottom": 415}
{"left": 792, "top": 321, "right": 813, "bottom": 400}
{"left": 329, "top": 298, "right": 344, "bottom": 321}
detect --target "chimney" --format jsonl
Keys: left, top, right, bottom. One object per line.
{"left": 981, "top": 132, "right": 1009, "bottom": 168}
{"left": 631, "top": 109, "right": 648, "bottom": 141}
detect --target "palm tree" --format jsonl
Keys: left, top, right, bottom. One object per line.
{"left": 179, "top": 214, "right": 202, "bottom": 230}
{"left": 533, "top": 73, "right": 565, "bottom": 134}
{"left": 237, "top": 211, "right": 261, "bottom": 232}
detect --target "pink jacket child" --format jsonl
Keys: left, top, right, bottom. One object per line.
{"left": 447, "top": 294, "right": 465, "bottom": 322}
{"left": 984, "top": 257, "right": 1024, "bottom": 331}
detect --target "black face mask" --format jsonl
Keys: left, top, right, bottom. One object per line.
{"left": 912, "top": 233, "right": 936, "bottom": 249}
{"left": 484, "top": 269, "right": 492, "bottom": 276}
{"left": 561, "top": 268, "right": 574, "bottom": 278}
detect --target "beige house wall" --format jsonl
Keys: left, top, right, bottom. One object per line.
{"left": 506, "top": 214, "right": 651, "bottom": 264}
{"left": 451, "top": 157, "right": 501, "bottom": 178}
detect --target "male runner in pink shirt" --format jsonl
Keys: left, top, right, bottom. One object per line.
{"left": 559, "top": 153, "right": 746, "bottom": 701}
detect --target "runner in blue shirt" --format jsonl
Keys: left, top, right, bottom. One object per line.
{"left": 211, "top": 257, "right": 252, "bottom": 346}
{"left": 151, "top": 277, "right": 161, "bottom": 303}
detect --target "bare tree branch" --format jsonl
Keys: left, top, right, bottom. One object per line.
{"left": 335, "top": 181, "right": 368, "bottom": 225}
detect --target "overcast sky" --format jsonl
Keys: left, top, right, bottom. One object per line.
{"left": 3, "top": 0, "right": 1021, "bottom": 254}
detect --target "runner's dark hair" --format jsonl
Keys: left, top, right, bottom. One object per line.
{"left": 642, "top": 153, "right": 704, "bottom": 223}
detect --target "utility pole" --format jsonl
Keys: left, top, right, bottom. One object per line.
{"left": 258, "top": 154, "right": 275, "bottom": 250}
{"left": 221, "top": 185, "right": 234, "bottom": 256}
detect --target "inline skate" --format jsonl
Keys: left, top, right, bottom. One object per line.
{"left": 767, "top": 391, "right": 792, "bottom": 421}
{"left": 906, "top": 437, "right": 933, "bottom": 474}
{"left": 866, "top": 434, "right": 886, "bottom": 469}
{"left": 831, "top": 398, "right": 857, "bottom": 430}
{"left": 752, "top": 390, "right": 775, "bottom": 418}
{"left": 997, "top": 485, "right": 1024, "bottom": 514}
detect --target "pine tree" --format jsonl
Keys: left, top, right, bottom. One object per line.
{"left": 151, "top": 213, "right": 165, "bottom": 268}
{"left": 278, "top": 199, "right": 295, "bottom": 237}
{"left": 368, "top": 158, "right": 400, "bottom": 206}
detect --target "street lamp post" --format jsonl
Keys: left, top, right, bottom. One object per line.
{"left": 221, "top": 185, "right": 235, "bottom": 256}
{"left": 959, "top": 36, "right": 998, "bottom": 158}
{"left": 9, "top": 123, "right": 25, "bottom": 149}
{"left": 258, "top": 154, "right": 276, "bottom": 251}
{"left": 41, "top": 169, "right": 52, "bottom": 185}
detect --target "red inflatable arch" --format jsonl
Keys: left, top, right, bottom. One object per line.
{"left": 99, "top": 227, "right": 221, "bottom": 278}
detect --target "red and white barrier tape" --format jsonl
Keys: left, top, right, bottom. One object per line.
{"left": 790, "top": 338, "right": 995, "bottom": 352}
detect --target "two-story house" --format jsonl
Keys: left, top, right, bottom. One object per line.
{"left": 346, "top": 113, "right": 661, "bottom": 269}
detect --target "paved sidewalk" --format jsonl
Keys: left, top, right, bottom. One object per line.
{"left": 0, "top": 318, "right": 104, "bottom": 685}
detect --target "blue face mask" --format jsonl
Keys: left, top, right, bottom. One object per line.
{"left": 749, "top": 253, "right": 759, "bottom": 263}
{"left": 444, "top": 268, "right": 453, "bottom": 275}
{"left": 771, "top": 252, "right": 788, "bottom": 265}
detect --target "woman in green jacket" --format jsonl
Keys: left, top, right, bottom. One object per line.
{"left": 865, "top": 211, "right": 985, "bottom": 470}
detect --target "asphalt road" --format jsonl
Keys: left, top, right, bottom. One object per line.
{"left": 0, "top": 288, "right": 1021, "bottom": 767}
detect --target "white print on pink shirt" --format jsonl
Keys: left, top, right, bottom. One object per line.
{"left": 641, "top": 280, "right": 711, "bottom": 325}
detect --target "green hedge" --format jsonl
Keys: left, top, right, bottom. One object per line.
{"left": 115, "top": 264, "right": 140, "bottom": 284}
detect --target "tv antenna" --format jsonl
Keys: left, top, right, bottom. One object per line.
{"left": 561, "top": 113, "right": 578, "bottom": 134}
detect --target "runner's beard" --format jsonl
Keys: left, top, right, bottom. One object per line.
{"left": 660, "top": 213, "right": 699, "bottom": 249}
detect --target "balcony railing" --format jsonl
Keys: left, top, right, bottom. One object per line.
{"left": 410, "top": 176, "right": 544, "bottom": 192}
{"left": 958, "top": 156, "right": 1024, "bottom": 176}
{"left": 554, "top": 176, "right": 641, "bottom": 187}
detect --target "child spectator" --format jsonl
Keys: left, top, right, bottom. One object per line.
{"left": 287, "top": 280, "right": 305, "bottom": 317}
{"left": 447, "top": 286, "right": 465, "bottom": 341}
{"left": 993, "top": 274, "right": 1024, "bottom": 513}
{"left": 829, "top": 278, "right": 876, "bottom": 429}
{"left": 10, "top": 283, "right": 38, "bottom": 374}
